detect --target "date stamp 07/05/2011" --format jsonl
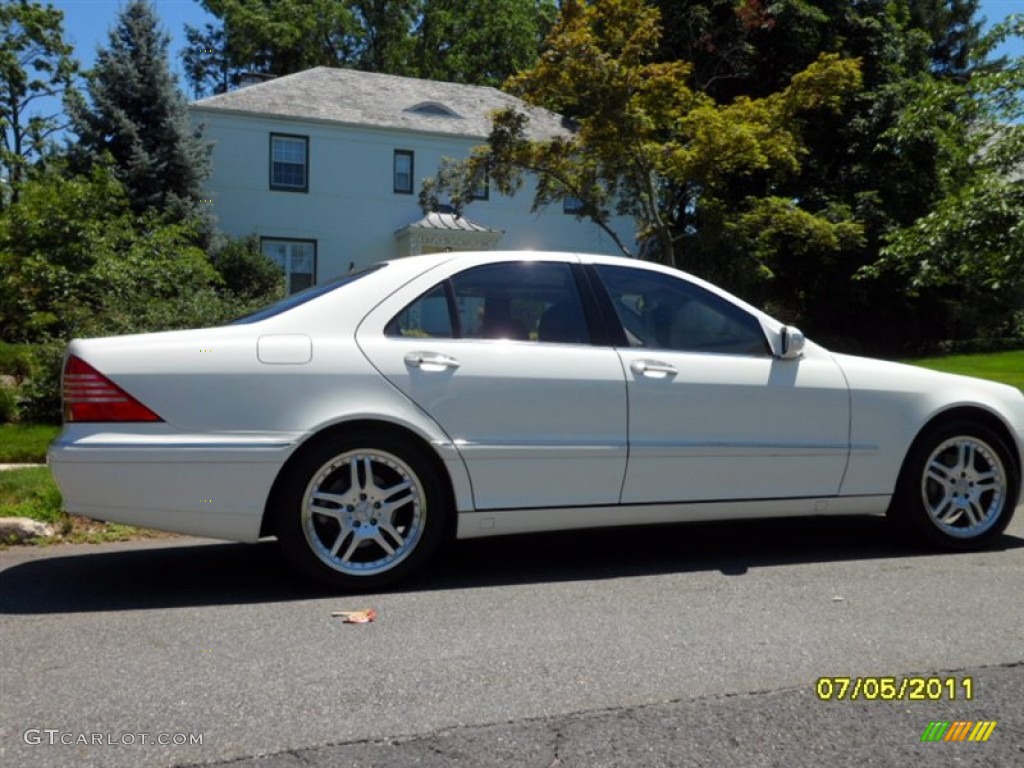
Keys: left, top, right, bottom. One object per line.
{"left": 814, "top": 676, "right": 973, "bottom": 702}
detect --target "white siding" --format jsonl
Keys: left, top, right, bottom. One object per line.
{"left": 193, "top": 110, "right": 636, "bottom": 282}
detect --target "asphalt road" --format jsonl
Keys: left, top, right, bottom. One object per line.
{"left": 2, "top": 508, "right": 1022, "bottom": 768}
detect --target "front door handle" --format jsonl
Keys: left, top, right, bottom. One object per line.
{"left": 405, "top": 352, "right": 461, "bottom": 372}
{"left": 630, "top": 359, "right": 677, "bottom": 378}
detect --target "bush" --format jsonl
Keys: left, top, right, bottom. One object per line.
{"left": 210, "top": 234, "right": 286, "bottom": 303}
{"left": 0, "top": 387, "right": 16, "bottom": 424}
{"left": 0, "top": 342, "right": 34, "bottom": 423}
{"left": 17, "top": 343, "right": 65, "bottom": 425}
{"left": 0, "top": 343, "right": 34, "bottom": 380}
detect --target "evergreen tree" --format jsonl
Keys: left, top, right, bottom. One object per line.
{"left": 69, "top": 0, "right": 208, "bottom": 219}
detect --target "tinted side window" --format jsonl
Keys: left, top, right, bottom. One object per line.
{"left": 450, "top": 262, "right": 590, "bottom": 344}
{"left": 385, "top": 284, "right": 453, "bottom": 338}
{"left": 595, "top": 265, "right": 769, "bottom": 356}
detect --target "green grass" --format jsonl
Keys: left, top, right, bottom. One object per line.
{"left": 0, "top": 466, "right": 161, "bottom": 545}
{"left": 905, "top": 350, "right": 1024, "bottom": 391}
{"left": 0, "top": 423, "right": 60, "bottom": 463}
{"left": 0, "top": 467, "right": 63, "bottom": 523}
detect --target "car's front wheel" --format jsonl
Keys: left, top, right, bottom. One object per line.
{"left": 274, "top": 432, "right": 449, "bottom": 590}
{"left": 890, "top": 420, "right": 1018, "bottom": 549}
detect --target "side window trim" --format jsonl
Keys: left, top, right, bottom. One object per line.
{"left": 577, "top": 263, "right": 628, "bottom": 348}
{"left": 443, "top": 279, "right": 462, "bottom": 338}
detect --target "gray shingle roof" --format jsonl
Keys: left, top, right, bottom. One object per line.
{"left": 192, "top": 66, "right": 569, "bottom": 141}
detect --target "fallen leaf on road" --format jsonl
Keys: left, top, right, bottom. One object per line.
{"left": 332, "top": 608, "right": 377, "bottom": 623}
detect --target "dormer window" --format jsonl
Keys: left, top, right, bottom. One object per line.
{"left": 406, "top": 101, "right": 461, "bottom": 118}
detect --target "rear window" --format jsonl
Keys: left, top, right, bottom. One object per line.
{"left": 231, "top": 264, "right": 385, "bottom": 324}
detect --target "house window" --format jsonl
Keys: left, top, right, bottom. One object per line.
{"left": 261, "top": 238, "right": 316, "bottom": 294}
{"left": 394, "top": 150, "right": 414, "bottom": 194}
{"left": 270, "top": 134, "right": 308, "bottom": 192}
{"left": 470, "top": 168, "right": 489, "bottom": 201}
{"left": 563, "top": 196, "right": 584, "bottom": 214}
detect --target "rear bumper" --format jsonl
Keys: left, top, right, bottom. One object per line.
{"left": 48, "top": 426, "right": 299, "bottom": 541}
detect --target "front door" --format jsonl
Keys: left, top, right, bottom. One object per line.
{"left": 592, "top": 263, "right": 850, "bottom": 504}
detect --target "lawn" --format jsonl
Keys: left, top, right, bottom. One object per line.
{"left": 905, "top": 350, "right": 1024, "bottom": 391}
{"left": 0, "top": 466, "right": 163, "bottom": 545}
{"left": 0, "top": 423, "right": 60, "bottom": 463}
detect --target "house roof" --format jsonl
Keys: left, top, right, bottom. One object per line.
{"left": 399, "top": 211, "right": 502, "bottom": 234}
{"left": 192, "top": 66, "right": 569, "bottom": 141}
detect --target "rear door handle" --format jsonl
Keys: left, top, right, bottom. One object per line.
{"left": 404, "top": 352, "right": 461, "bottom": 371}
{"left": 630, "top": 359, "right": 677, "bottom": 378}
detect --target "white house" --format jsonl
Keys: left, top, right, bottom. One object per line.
{"left": 190, "top": 66, "right": 636, "bottom": 293}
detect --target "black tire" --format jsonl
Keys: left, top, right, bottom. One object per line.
{"left": 273, "top": 431, "right": 449, "bottom": 590}
{"left": 889, "top": 419, "right": 1019, "bottom": 550}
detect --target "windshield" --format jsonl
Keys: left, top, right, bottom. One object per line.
{"left": 231, "top": 264, "right": 385, "bottom": 324}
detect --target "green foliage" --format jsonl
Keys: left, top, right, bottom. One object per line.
{"left": 0, "top": 386, "right": 15, "bottom": 423}
{"left": 184, "top": 0, "right": 555, "bottom": 95}
{"left": 0, "top": 342, "right": 33, "bottom": 380}
{"left": 0, "top": 341, "right": 33, "bottom": 423}
{"left": 0, "top": 163, "right": 223, "bottom": 341}
{"left": 862, "top": 16, "right": 1024, "bottom": 330}
{"left": 908, "top": 0, "right": 985, "bottom": 75}
{"left": 414, "top": 0, "right": 557, "bottom": 86}
{"left": 209, "top": 234, "right": 286, "bottom": 304}
{"left": 185, "top": 0, "right": 360, "bottom": 96}
{"left": 0, "top": 0, "right": 77, "bottom": 200}
{"left": 0, "top": 423, "right": 60, "bottom": 461}
{"left": 0, "top": 164, "right": 287, "bottom": 422}
{"left": 727, "top": 197, "right": 865, "bottom": 278}
{"left": 423, "top": 0, "right": 861, "bottom": 277}
{"left": 69, "top": 0, "right": 209, "bottom": 221}
{"left": 0, "top": 466, "right": 62, "bottom": 523}
{"left": 16, "top": 341, "right": 64, "bottom": 425}
{"left": 876, "top": 174, "right": 1023, "bottom": 293}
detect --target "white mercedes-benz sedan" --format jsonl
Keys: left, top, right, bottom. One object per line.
{"left": 49, "top": 251, "right": 1024, "bottom": 589}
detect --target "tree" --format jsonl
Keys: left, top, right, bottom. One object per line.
{"left": 69, "top": 0, "right": 208, "bottom": 219}
{"left": 351, "top": 0, "right": 418, "bottom": 74}
{"left": 183, "top": 0, "right": 361, "bottom": 96}
{"left": 864, "top": 16, "right": 1024, "bottom": 338}
{"left": 909, "top": 0, "right": 985, "bottom": 76}
{"left": 648, "top": 1, "right": 1003, "bottom": 350}
{"left": 422, "top": 0, "right": 861, "bottom": 278}
{"left": 184, "top": 0, "right": 556, "bottom": 96}
{"left": 0, "top": 163, "right": 220, "bottom": 343}
{"left": 0, "top": 0, "right": 77, "bottom": 204}
{"left": 414, "top": 0, "right": 557, "bottom": 86}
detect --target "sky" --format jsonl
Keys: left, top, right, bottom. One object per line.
{"left": 52, "top": 0, "right": 216, "bottom": 85}
{"left": 48, "top": 0, "right": 1024, "bottom": 89}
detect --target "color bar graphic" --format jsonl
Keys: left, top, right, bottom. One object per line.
{"left": 920, "top": 721, "right": 996, "bottom": 742}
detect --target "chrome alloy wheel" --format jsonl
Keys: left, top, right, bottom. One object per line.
{"left": 921, "top": 436, "right": 1007, "bottom": 539}
{"left": 301, "top": 449, "right": 425, "bottom": 575}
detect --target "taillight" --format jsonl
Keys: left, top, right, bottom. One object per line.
{"left": 63, "top": 355, "right": 162, "bottom": 423}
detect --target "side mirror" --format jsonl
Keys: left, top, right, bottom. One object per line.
{"left": 779, "top": 326, "right": 805, "bottom": 360}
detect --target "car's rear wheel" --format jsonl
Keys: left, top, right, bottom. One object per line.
{"left": 890, "top": 420, "right": 1018, "bottom": 549}
{"left": 274, "top": 433, "right": 448, "bottom": 590}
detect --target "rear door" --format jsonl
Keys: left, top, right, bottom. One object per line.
{"left": 357, "top": 257, "right": 628, "bottom": 510}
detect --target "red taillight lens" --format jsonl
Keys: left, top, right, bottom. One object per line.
{"left": 63, "top": 355, "right": 162, "bottom": 423}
